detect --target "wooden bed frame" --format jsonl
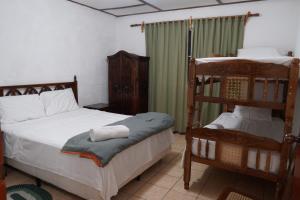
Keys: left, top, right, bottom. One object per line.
{"left": 183, "top": 58, "right": 300, "bottom": 199}
{"left": 0, "top": 76, "right": 78, "bottom": 181}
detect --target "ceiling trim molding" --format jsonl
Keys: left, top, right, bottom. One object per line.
{"left": 102, "top": 3, "right": 145, "bottom": 11}
{"left": 116, "top": 0, "right": 263, "bottom": 17}
{"left": 66, "top": 0, "right": 264, "bottom": 18}
{"left": 65, "top": 0, "right": 117, "bottom": 17}
{"left": 138, "top": 0, "right": 162, "bottom": 11}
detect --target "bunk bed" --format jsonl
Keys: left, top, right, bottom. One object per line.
{"left": 183, "top": 56, "right": 299, "bottom": 199}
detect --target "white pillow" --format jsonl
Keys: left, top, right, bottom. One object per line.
{"left": 40, "top": 88, "right": 79, "bottom": 116}
{"left": 238, "top": 47, "right": 281, "bottom": 58}
{"left": 233, "top": 106, "right": 272, "bottom": 121}
{"left": 0, "top": 94, "right": 45, "bottom": 124}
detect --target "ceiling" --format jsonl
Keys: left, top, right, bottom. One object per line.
{"left": 67, "top": 0, "right": 264, "bottom": 17}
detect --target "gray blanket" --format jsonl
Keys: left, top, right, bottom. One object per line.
{"left": 62, "top": 112, "right": 174, "bottom": 167}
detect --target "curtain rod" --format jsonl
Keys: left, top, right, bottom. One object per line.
{"left": 130, "top": 12, "right": 260, "bottom": 31}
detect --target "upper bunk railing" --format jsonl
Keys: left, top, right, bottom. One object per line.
{"left": 189, "top": 59, "right": 300, "bottom": 111}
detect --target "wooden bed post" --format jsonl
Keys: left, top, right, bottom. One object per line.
{"left": 184, "top": 59, "right": 196, "bottom": 190}
{"left": 277, "top": 59, "right": 300, "bottom": 198}
{"left": 73, "top": 75, "right": 79, "bottom": 103}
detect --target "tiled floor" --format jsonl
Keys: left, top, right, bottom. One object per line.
{"left": 5, "top": 134, "right": 276, "bottom": 200}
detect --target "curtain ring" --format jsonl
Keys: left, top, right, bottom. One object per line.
{"left": 141, "top": 21, "right": 145, "bottom": 33}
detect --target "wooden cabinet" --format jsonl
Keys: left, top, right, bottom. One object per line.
{"left": 108, "top": 51, "right": 149, "bottom": 115}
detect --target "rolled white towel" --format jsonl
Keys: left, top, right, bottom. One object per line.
{"left": 89, "top": 125, "right": 130, "bottom": 142}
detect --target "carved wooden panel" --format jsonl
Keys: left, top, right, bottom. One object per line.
{"left": 5, "top": 89, "right": 22, "bottom": 96}
{"left": 24, "top": 87, "right": 38, "bottom": 95}
{"left": 0, "top": 76, "right": 78, "bottom": 102}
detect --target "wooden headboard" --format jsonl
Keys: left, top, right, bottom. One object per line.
{"left": 0, "top": 76, "right": 78, "bottom": 102}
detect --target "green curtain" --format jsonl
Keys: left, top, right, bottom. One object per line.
{"left": 145, "top": 16, "right": 245, "bottom": 132}
{"left": 145, "top": 21, "right": 188, "bottom": 133}
{"left": 192, "top": 16, "right": 245, "bottom": 125}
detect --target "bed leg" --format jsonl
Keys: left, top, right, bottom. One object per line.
{"left": 275, "top": 181, "right": 283, "bottom": 200}
{"left": 36, "top": 178, "right": 42, "bottom": 187}
{"left": 4, "top": 164, "right": 8, "bottom": 177}
{"left": 184, "top": 149, "right": 191, "bottom": 190}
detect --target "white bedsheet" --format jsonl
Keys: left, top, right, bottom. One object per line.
{"left": 196, "top": 56, "right": 295, "bottom": 66}
{"left": 2, "top": 108, "right": 173, "bottom": 200}
{"left": 191, "top": 113, "right": 284, "bottom": 174}
{"left": 208, "top": 112, "right": 284, "bottom": 142}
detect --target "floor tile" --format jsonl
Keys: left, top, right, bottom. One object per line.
{"left": 163, "top": 190, "right": 197, "bottom": 200}
{"left": 148, "top": 173, "right": 179, "bottom": 189}
{"left": 173, "top": 168, "right": 211, "bottom": 197}
{"left": 160, "top": 164, "right": 183, "bottom": 178}
{"left": 112, "top": 192, "right": 131, "bottom": 200}
{"left": 198, "top": 169, "right": 238, "bottom": 200}
{"left": 120, "top": 179, "right": 146, "bottom": 194}
{"left": 135, "top": 183, "right": 169, "bottom": 200}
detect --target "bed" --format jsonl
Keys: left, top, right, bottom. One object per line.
{"left": 0, "top": 78, "right": 173, "bottom": 200}
{"left": 183, "top": 51, "right": 300, "bottom": 199}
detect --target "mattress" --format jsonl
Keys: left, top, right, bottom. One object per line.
{"left": 2, "top": 108, "right": 174, "bottom": 200}
{"left": 195, "top": 56, "right": 295, "bottom": 66}
{"left": 192, "top": 113, "right": 284, "bottom": 174}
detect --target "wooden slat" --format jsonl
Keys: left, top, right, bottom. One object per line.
{"left": 209, "top": 76, "right": 214, "bottom": 97}
{"left": 265, "top": 151, "right": 271, "bottom": 173}
{"left": 274, "top": 79, "right": 280, "bottom": 102}
{"left": 248, "top": 77, "right": 255, "bottom": 100}
{"left": 256, "top": 149, "right": 261, "bottom": 170}
{"left": 206, "top": 140, "right": 209, "bottom": 158}
{"left": 198, "top": 139, "right": 202, "bottom": 157}
{"left": 263, "top": 79, "right": 268, "bottom": 101}
{"left": 241, "top": 147, "right": 248, "bottom": 169}
{"left": 195, "top": 96, "right": 285, "bottom": 110}
{"left": 201, "top": 75, "right": 205, "bottom": 95}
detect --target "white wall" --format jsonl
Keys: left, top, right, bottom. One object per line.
{"left": 0, "top": 0, "right": 116, "bottom": 105}
{"left": 295, "top": 0, "right": 300, "bottom": 57}
{"left": 0, "top": 0, "right": 299, "bottom": 109}
{"left": 115, "top": 0, "right": 298, "bottom": 56}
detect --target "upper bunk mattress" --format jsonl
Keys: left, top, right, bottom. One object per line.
{"left": 196, "top": 56, "right": 295, "bottom": 66}
{"left": 206, "top": 112, "right": 285, "bottom": 143}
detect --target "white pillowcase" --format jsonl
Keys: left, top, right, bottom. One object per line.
{"left": 233, "top": 106, "right": 272, "bottom": 121}
{"left": 0, "top": 94, "right": 45, "bottom": 124}
{"left": 40, "top": 88, "right": 79, "bottom": 116}
{"left": 238, "top": 47, "right": 281, "bottom": 58}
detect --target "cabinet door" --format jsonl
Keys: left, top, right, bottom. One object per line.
{"left": 108, "top": 56, "right": 122, "bottom": 113}
{"left": 121, "top": 55, "right": 135, "bottom": 115}
{"left": 138, "top": 60, "right": 149, "bottom": 113}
